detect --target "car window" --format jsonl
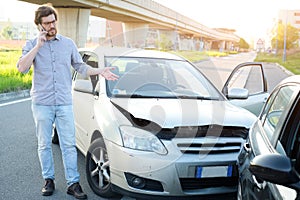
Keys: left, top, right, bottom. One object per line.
{"left": 261, "top": 85, "right": 298, "bottom": 142}
{"left": 73, "top": 52, "right": 99, "bottom": 94}
{"left": 105, "top": 56, "right": 222, "bottom": 99}
{"left": 227, "top": 64, "right": 264, "bottom": 96}
{"left": 76, "top": 52, "right": 98, "bottom": 80}
{"left": 291, "top": 122, "right": 300, "bottom": 174}
{"left": 277, "top": 94, "right": 300, "bottom": 174}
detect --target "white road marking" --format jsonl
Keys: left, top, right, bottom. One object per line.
{"left": 0, "top": 98, "right": 31, "bottom": 107}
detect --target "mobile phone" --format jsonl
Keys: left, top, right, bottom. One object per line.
{"left": 38, "top": 24, "right": 46, "bottom": 32}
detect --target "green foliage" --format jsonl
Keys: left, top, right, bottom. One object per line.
{"left": 239, "top": 38, "right": 250, "bottom": 49}
{"left": 206, "top": 51, "right": 227, "bottom": 57}
{"left": 169, "top": 51, "right": 208, "bottom": 62}
{"left": 156, "top": 34, "right": 173, "bottom": 51}
{"left": 255, "top": 51, "right": 300, "bottom": 75}
{"left": 0, "top": 50, "right": 32, "bottom": 93}
{"left": 169, "top": 50, "right": 227, "bottom": 62}
{"left": 271, "top": 23, "right": 299, "bottom": 50}
{"left": 1, "top": 26, "right": 14, "bottom": 40}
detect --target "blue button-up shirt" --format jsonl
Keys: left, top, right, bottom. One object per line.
{"left": 20, "top": 34, "right": 88, "bottom": 106}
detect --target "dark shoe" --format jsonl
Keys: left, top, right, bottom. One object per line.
{"left": 67, "top": 182, "right": 87, "bottom": 199}
{"left": 42, "top": 179, "right": 55, "bottom": 196}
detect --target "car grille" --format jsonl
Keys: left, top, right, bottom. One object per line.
{"left": 156, "top": 125, "right": 249, "bottom": 140}
{"left": 177, "top": 142, "right": 242, "bottom": 154}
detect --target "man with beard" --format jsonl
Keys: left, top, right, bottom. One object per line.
{"left": 17, "top": 4, "right": 118, "bottom": 199}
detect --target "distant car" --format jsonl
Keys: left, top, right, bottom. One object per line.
{"left": 238, "top": 75, "right": 300, "bottom": 200}
{"left": 55, "top": 46, "right": 269, "bottom": 199}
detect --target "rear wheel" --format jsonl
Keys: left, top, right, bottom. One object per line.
{"left": 86, "top": 138, "right": 120, "bottom": 198}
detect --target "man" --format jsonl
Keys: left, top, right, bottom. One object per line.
{"left": 17, "top": 5, "right": 118, "bottom": 199}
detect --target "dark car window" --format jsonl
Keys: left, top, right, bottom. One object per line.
{"left": 277, "top": 94, "right": 300, "bottom": 174}
{"left": 262, "top": 85, "right": 298, "bottom": 144}
{"left": 75, "top": 52, "right": 99, "bottom": 92}
{"left": 289, "top": 103, "right": 300, "bottom": 174}
{"left": 291, "top": 120, "right": 300, "bottom": 174}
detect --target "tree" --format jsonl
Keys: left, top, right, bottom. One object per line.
{"left": 156, "top": 34, "right": 172, "bottom": 51}
{"left": 271, "top": 22, "right": 299, "bottom": 50}
{"left": 239, "top": 38, "right": 250, "bottom": 49}
{"left": 1, "top": 25, "right": 14, "bottom": 39}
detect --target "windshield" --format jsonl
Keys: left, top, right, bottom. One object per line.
{"left": 105, "top": 57, "right": 222, "bottom": 100}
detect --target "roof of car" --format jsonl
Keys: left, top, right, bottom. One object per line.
{"left": 79, "top": 46, "right": 186, "bottom": 61}
{"left": 278, "top": 75, "right": 300, "bottom": 86}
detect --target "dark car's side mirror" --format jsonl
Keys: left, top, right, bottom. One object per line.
{"left": 249, "top": 153, "right": 300, "bottom": 191}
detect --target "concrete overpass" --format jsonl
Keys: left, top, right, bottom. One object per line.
{"left": 19, "top": 0, "right": 240, "bottom": 50}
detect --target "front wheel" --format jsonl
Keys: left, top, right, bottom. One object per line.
{"left": 86, "top": 138, "right": 120, "bottom": 198}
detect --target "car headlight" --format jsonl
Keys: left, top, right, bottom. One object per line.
{"left": 119, "top": 125, "right": 167, "bottom": 155}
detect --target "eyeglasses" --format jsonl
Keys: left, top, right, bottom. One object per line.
{"left": 42, "top": 20, "right": 56, "bottom": 26}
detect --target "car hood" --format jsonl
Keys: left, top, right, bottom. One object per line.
{"left": 111, "top": 98, "right": 256, "bottom": 128}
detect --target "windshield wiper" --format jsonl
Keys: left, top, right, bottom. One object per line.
{"left": 131, "top": 94, "right": 178, "bottom": 98}
{"left": 177, "top": 95, "right": 219, "bottom": 100}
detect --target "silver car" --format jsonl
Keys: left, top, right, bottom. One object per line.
{"left": 68, "top": 47, "right": 267, "bottom": 199}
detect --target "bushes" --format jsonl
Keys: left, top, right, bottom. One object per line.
{"left": 0, "top": 50, "right": 32, "bottom": 93}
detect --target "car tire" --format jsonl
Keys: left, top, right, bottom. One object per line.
{"left": 86, "top": 138, "right": 120, "bottom": 198}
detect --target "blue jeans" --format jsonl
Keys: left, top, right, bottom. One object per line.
{"left": 31, "top": 104, "right": 80, "bottom": 186}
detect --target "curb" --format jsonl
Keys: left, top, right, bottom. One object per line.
{"left": 0, "top": 89, "right": 30, "bottom": 102}
{"left": 274, "top": 63, "right": 295, "bottom": 76}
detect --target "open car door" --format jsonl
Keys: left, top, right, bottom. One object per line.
{"left": 222, "top": 62, "right": 269, "bottom": 116}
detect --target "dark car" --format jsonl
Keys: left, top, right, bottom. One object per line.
{"left": 238, "top": 75, "right": 300, "bottom": 200}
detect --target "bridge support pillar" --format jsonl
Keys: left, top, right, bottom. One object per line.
{"left": 55, "top": 7, "right": 90, "bottom": 48}
{"left": 226, "top": 41, "right": 234, "bottom": 51}
{"left": 219, "top": 40, "right": 226, "bottom": 52}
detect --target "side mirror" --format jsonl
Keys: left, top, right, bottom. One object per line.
{"left": 249, "top": 154, "right": 300, "bottom": 190}
{"left": 227, "top": 88, "right": 249, "bottom": 99}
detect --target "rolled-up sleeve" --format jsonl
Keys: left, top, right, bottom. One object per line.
{"left": 17, "top": 39, "right": 35, "bottom": 74}
{"left": 70, "top": 41, "right": 88, "bottom": 77}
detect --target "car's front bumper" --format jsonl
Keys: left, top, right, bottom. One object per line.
{"left": 105, "top": 138, "right": 242, "bottom": 198}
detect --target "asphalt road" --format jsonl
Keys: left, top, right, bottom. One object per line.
{"left": 0, "top": 99, "right": 115, "bottom": 200}
{"left": 0, "top": 52, "right": 291, "bottom": 200}
{"left": 194, "top": 51, "right": 291, "bottom": 92}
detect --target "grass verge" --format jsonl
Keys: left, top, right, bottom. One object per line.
{"left": 255, "top": 50, "right": 300, "bottom": 75}
{"left": 0, "top": 50, "right": 32, "bottom": 93}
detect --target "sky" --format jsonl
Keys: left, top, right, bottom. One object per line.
{"left": 1, "top": 0, "right": 300, "bottom": 43}
{"left": 154, "top": 0, "right": 300, "bottom": 43}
